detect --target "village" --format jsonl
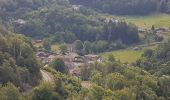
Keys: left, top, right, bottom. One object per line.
{"left": 35, "top": 41, "right": 103, "bottom": 77}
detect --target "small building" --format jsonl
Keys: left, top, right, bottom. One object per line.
{"left": 104, "top": 18, "right": 120, "bottom": 23}
{"left": 138, "top": 28, "right": 146, "bottom": 33}
{"left": 133, "top": 47, "right": 141, "bottom": 51}
{"left": 35, "top": 40, "right": 43, "bottom": 43}
{"left": 68, "top": 43, "right": 76, "bottom": 53}
{"left": 36, "top": 51, "right": 54, "bottom": 64}
{"left": 73, "top": 56, "right": 84, "bottom": 62}
{"left": 84, "top": 54, "right": 100, "bottom": 61}
{"left": 72, "top": 5, "right": 81, "bottom": 11}
{"left": 14, "top": 19, "right": 26, "bottom": 25}
{"left": 155, "top": 28, "right": 168, "bottom": 33}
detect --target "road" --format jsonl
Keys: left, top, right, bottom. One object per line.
{"left": 40, "top": 70, "right": 53, "bottom": 82}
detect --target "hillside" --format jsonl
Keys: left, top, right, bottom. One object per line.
{"left": 70, "top": 0, "right": 170, "bottom": 15}
{"left": 0, "top": 0, "right": 170, "bottom": 100}
{"left": 0, "top": 26, "right": 40, "bottom": 90}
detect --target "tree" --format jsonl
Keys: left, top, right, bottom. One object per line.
{"left": 151, "top": 25, "right": 155, "bottom": 30}
{"left": 159, "top": 0, "right": 167, "bottom": 12}
{"left": 143, "top": 49, "right": 153, "bottom": 58}
{"left": 108, "top": 54, "right": 115, "bottom": 62}
{"left": 59, "top": 44, "right": 68, "bottom": 55}
{"left": 89, "top": 85, "right": 105, "bottom": 100}
{"left": 84, "top": 41, "right": 91, "bottom": 54}
{"left": 158, "top": 75, "right": 170, "bottom": 99}
{"left": 75, "top": 40, "right": 84, "bottom": 55}
{"left": 106, "top": 73, "right": 125, "bottom": 90}
{"left": 90, "top": 71, "right": 103, "bottom": 86}
{"left": 50, "top": 58, "right": 67, "bottom": 73}
{"left": 0, "top": 83, "right": 24, "bottom": 100}
{"left": 32, "top": 82, "right": 57, "bottom": 100}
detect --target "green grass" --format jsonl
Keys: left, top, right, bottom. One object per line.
{"left": 51, "top": 44, "right": 60, "bottom": 53}
{"left": 110, "top": 14, "right": 170, "bottom": 29}
{"left": 102, "top": 50, "right": 143, "bottom": 63}
{"left": 101, "top": 44, "right": 158, "bottom": 63}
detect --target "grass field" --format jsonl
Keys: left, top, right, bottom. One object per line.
{"left": 102, "top": 50, "right": 143, "bottom": 63}
{"left": 118, "top": 14, "right": 170, "bottom": 29}
{"left": 102, "top": 44, "right": 158, "bottom": 63}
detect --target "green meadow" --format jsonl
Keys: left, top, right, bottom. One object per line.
{"left": 102, "top": 50, "right": 143, "bottom": 63}
{"left": 114, "top": 14, "right": 170, "bottom": 29}
{"left": 102, "top": 45, "right": 157, "bottom": 63}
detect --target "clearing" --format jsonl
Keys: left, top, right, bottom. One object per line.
{"left": 102, "top": 49, "right": 143, "bottom": 63}
{"left": 119, "top": 14, "right": 170, "bottom": 29}
{"left": 101, "top": 44, "right": 157, "bottom": 63}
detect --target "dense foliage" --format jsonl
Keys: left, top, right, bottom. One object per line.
{"left": 0, "top": 26, "right": 40, "bottom": 90}
{"left": 0, "top": 0, "right": 139, "bottom": 47}
{"left": 79, "top": 55, "right": 169, "bottom": 99}
{"left": 0, "top": 0, "right": 170, "bottom": 100}
{"left": 70, "top": 0, "right": 170, "bottom": 15}
{"left": 137, "top": 41, "right": 170, "bottom": 76}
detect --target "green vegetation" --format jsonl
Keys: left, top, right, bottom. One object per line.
{"left": 0, "top": 0, "right": 139, "bottom": 49}
{"left": 102, "top": 49, "right": 143, "bottom": 63}
{"left": 70, "top": 0, "right": 170, "bottom": 15}
{"left": 0, "top": 27, "right": 40, "bottom": 90}
{"left": 51, "top": 44, "right": 60, "bottom": 53}
{"left": 0, "top": 0, "right": 170, "bottom": 100}
{"left": 102, "top": 44, "right": 158, "bottom": 63}
{"left": 121, "top": 14, "right": 170, "bottom": 29}
{"left": 79, "top": 56, "right": 169, "bottom": 99}
{"left": 50, "top": 58, "right": 68, "bottom": 73}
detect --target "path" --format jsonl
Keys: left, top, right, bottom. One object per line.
{"left": 40, "top": 70, "right": 53, "bottom": 82}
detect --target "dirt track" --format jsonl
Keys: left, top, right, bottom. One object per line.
{"left": 40, "top": 70, "right": 53, "bottom": 82}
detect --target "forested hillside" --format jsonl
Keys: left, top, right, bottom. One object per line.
{"left": 0, "top": 0, "right": 140, "bottom": 53}
{"left": 70, "top": 0, "right": 170, "bottom": 15}
{"left": 0, "top": 0, "right": 170, "bottom": 100}
{"left": 0, "top": 26, "right": 40, "bottom": 90}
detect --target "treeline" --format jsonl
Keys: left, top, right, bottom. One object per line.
{"left": 70, "top": 0, "right": 170, "bottom": 15}
{"left": 51, "top": 20, "right": 139, "bottom": 44}
{"left": 0, "top": 26, "right": 40, "bottom": 90}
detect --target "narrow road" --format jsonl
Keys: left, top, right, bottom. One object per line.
{"left": 40, "top": 70, "right": 53, "bottom": 82}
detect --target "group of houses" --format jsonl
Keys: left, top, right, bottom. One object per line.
{"left": 36, "top": 51, "right": 57, "bottom": 64}
{"left": 36, "top": 47, "right": 103, "bottom": 77}
{"left": 36, "top": 50, "right": 102, "bottom": 65}
{"left": 35, "top": 39, "right": 103, "bottom": 77}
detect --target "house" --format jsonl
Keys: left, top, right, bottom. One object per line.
{"left": 14, "top": 19, "right": 26, "bottom": 25}
{"left": 35, "top": 40, "right": 43, "bottom": 43}
{"left": 73, "top": 56, "right": 84, "bottom": 62}
{"left": 72, "top": 5, "right": 81, "bottom": 11}
{"left": 104, "top": 18, "right": 120, "bottom": 23}
{"left": 155, "top": 28, "right": 168, "bottom": 33}
{"left": 36, "top": 52, "right": 49, "bottom": 64}
{"left": 133, "top": 47, "right": 141, "bottom": 51}
{"left": 138, "top": 28, "right": 146, "bottom": 33}
{"left": 36, "top": 51, "right": 56, "bottom": 64}
{"left": 84, "top": 54, "right": 100, "bottom": 61}
{"left": 68, "top": 43, "right": 76, "bottom": 53}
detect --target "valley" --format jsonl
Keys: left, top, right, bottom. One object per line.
{"left": 0, "top": 0, "right": 170, "bottom": 99}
